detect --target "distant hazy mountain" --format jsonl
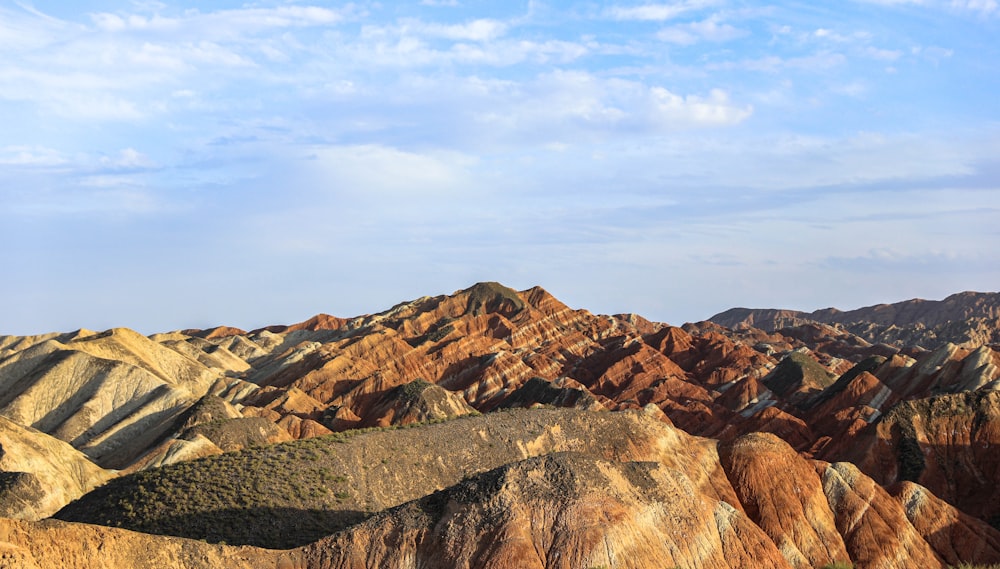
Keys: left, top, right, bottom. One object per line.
{"left": 710, "top": 291, "right": 1000, "bottom": 348}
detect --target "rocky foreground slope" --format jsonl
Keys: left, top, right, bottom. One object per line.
{"left": 1, "top": 282, "right": 999, "bottom": 568}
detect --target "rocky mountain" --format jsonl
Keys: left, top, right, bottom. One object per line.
{"left": 1, "top": 282, "right": 1000, "bottom": 568}
{"left": 709, "top": 291, "right": 1000, "bottom": 349}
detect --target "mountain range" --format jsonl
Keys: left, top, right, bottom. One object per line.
{"left": 1, "top": 282, "right": 999, "bottom": 568}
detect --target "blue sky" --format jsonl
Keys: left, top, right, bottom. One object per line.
{"left": 1, "top": 0, "right": 998, "bottom": 334}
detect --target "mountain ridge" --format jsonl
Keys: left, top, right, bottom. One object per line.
{"left": 709, "top": 291, "right": 1000, "bottom": 349}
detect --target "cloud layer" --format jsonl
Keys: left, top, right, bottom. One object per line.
{"left": 0, "top": 0, "right": 998, "bottom": 333}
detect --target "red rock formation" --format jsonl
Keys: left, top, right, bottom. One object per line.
{"left": 720, "top": 433, "right": 849, "bottom": 569}
{"left": 892, "top": 481, "right": 1000, "bottom": 565}
{"left": 851, "top": 390, "right": 1000, "bottom": 523}
{"left": 819, "top": 461, "right": 945, "bottom": 568}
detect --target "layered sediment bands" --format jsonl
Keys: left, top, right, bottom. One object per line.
{"left": 820, "top": 461, "right": 945, "bottom": 568}
{"left": 303, "top": 453, "right": 792, "bottom": 569}
{"left": 0, "top": 328, "right": 223, "bottom": 468}
{"left": 851, "top": 390, "right": 1000, "bottom": 522}
{"left": 0, "top": 417, "right": 113, "bottom": 519}
{"left": 892, "top": 480, "right": 1000, "bottom": 565}
{"left": 4, "top": 282, "right": 1000, "bottom": 567}
{"left": 719, "top": 433, "right": 849, "bottom": 569}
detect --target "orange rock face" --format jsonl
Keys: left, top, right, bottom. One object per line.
{"left": 819, "top": 461, "right": 946, "bottom": 568}
{"left": 851, "top": 390, "right": 1000, "bottom": 523}
{"left": 720, "top": 433, "right": 850, "bottom": 569}
{"left": 304, "top": 453, "right": 794, "bottom": 569}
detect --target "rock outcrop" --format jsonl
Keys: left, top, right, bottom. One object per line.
{"left": 304, "top": 452, "right": 793, "bottom": 569}
{"left": 56, "top": 408, "right": 738, "bottom": 549}
{"left": 850, "top": 390, "right": 1000, "bottom": 522}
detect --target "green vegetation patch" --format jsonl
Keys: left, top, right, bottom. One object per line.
{"left": 883, "top": 391, "right": 1000, "bottom": 483}
{"left": 183, "top": 417, "right": 285, "bottom": 452}
{"left": 498, "top": 377, "right": 599, "bottom": 410}
{"left": 55, "top": 434, "right": 362, "bottom": 548}
{"left": 54, "top": 413, "right": 484, "bottom": 549}
{"left": 397, "top": 378, "right": 434, "bottom": 403}
{"left": 763, "top": 351, "right": 836, "bottom": 407}
{"left": 406, "top": 317, "right": 455, "bottom": 347}
{"left": 0, "top": 471, "right": 44, "bottom": 516}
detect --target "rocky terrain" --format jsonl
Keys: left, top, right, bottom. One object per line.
{"left": 1, "top": 282, "right": 999, "bottom": 568}
{"left": 4, "top": 411, "right": 1000, "bottom": 568}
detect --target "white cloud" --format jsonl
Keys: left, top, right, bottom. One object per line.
{"left": 912, "top": 45, "right": 954, "bottom": 63}
{"left": 0, "top": 5, "right": 71, "bottom": 51}
{"left": 832, "top": 81, "right": 868, "bottom": 97}
{"left": 303, "top": 144, "right": 475, "bottom": 201}
{"left": 856, "top": 0, "right": 998, "bottom": 14}
{"left": 648, "top": 87, "right": 752, "bottom": 125}
{"left": 338, "top": 26, "right": 589, "bottom": 68}
{"left": 950, "top": 0, "right": 998, "bottom": 15}
{"left": 855, "top": 0, "right": 925, "bottom": 5}
{"left": 420, "top": 0, "right": 460, "bottom": 6}
{"left": 400, "top": 18, "right": 508, "bottom": 41}
{"left": 99, "top": 148, "right": 156, "bottom": 169}
{"left": 89, "top": 6, "right": 345, "bottom": 35}
{"left": 657, "top": 17, "right": 745, "bottom": 44}
{"left": 606, "top": 1, "right": 720, "bottom": 21}
{"left": 711, "top": 52, "right": 847, "bottom": 73}
{"left": 0, "top": 145, "right": 68, "bottom": 167}
{"left": 462, "top": 71, "right": 752, "bottom": 146}
{"left": 710, "top": 130, "right": 981, "bottom": 189}
{"left": 8, "top": 187, "right": 163, "bottom": 216}
{"left": 863, "top": 46, "right": 903, "bottom": 61}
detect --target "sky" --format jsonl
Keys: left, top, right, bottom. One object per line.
{"left": 1, "top": 0, "right": 999, "bottom": 335}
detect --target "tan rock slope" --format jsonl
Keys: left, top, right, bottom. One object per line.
{"left": 0, "top": 328, "right": 224, "bottom": 468}
{"left": 0, "top": 417, "right": 112, "bottom": 519}
{"left": 0, "top": 518, "right": 288, "bottom": 569}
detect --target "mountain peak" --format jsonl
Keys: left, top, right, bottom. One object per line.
{"left": 460, "top": 281, "right": 527, "bottom": 317}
